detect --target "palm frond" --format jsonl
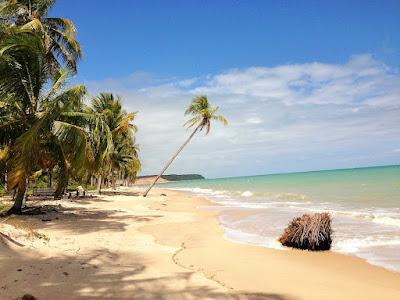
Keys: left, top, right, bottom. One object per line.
{"left": 1, "top": 0, "right": 80, "bottom": 72}
{"left": 43, "top": 67, "right": 69, "bottom": 100}
{"left": 52, "top": 120, "right": 92, "bottom": 173}
{"left": 112, "top": 111, "right": 137, "bottom": 134}
{"left": 184, "top": 115, "right": 202, "bottom": 129}
{"left": 7, "top": 116, "right": 48, "bottom": 189}
{"left": 212, "top": 114, "right": 228, "bottom": 126}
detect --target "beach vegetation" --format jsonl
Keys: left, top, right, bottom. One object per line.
{"left": 87, "top": 93, "right": 141, "bottom": 194}
{"left": 0, "top": 30, "right": 90, "bottom": 214}
{"left": 0, "top": 1, "right": 140, "bottom": 214}
{"left": 0, "top": 0, "right": 81, "bottom": 73}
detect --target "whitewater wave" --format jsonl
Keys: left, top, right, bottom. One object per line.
{"left": 334, "top": 237, "right": 400, "bottom": 253}
{"left": 168, "top": 187, "right": 228, "bottom": 196}
{"left": 372, "top": 216, "right": 400, "bottom": 227}
{"left": 169, "top": 186, "right": 400, "bottom": 229}
{"left": 328, "top": 210, "right": 400, "bottom": 228}
{"left": 241, "top": 191, "right": 253, "bottom": 197}
{"left": 223, "top": 226, "right": 286, "bottom": 250}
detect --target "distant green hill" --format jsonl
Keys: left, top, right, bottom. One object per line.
{"left": 138, "top": 174, "right": 205, "bottom": 181}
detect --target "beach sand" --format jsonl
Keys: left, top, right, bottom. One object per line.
{"left": 1, "top": 188, "right": 399, "bottom": 299}
{"left": 134, "top": 176, "right": 169, "bottom": 185}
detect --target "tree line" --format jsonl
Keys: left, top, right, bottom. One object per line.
{"left": 0, "top": 0, "right": 229, "bottom": 210}
{"left": 0, "top": 0, "right": 140, "bottom": 214}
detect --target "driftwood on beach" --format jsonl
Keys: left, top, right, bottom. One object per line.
{"left": 279, "top": 212, "right": 332, "bottom": 251}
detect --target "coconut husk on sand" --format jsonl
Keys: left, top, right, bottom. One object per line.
{"left": 279, "top": 212, "right": 332, "bottom": 251}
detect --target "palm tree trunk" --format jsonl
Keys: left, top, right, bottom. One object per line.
{"left": 53, "top": 144, "right": 68, "bottom": 199}
{"left": 48, "top": 171, "right": 52, "bottom": 188}
{"left": 21, "top": 177, "right": 28, "bottom": 208}
{"left": 54, "top": 173, "right": 68, "bottom": 199}
{"left": 4, "top": 171, "right": 7, "bottom": 191}
{"left": 143, "top": 124, "right": 201, "bottom": 197}
{"left": 112, "top": 170, "right": 116, "bottom": 190}
{"left": 7, "top": 177, "right": 27, "bottom": 215}
{"left": 96, "top": 174, "right": 102, "bottom": 194}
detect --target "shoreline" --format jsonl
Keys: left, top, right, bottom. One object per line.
{"left": 141, "top": 188, "right": 400, "bottom": 299}
{"left": 1, "top": 187, "right": 399, "bottom": 299}
{"left": 163, "top": 183, "right": 400, "bottom": 274}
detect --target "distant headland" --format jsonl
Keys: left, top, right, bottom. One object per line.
{"left": 135, "top": 174, "right": 205, "bottom": 184}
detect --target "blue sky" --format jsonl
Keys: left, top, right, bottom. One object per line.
{"left": 53, "top": 0, "right": 400, "bottom": 80}
{"left": 52, "top": 1, "right": 400, "bottom": 177}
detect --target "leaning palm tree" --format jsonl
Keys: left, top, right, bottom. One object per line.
{"left": 0, "top": 0, "right": 81, "bottom": 72}
{"left": 143, "top": 95, "right": 227, "bottom": 197}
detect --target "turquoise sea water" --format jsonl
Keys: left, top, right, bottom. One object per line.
{"left": 160, "top": 165, "right": 400, "bottom": 272}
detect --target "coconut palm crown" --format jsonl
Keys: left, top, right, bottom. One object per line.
{"left": 0, "top": 0, "right": 82, "bottom": 72}
{"left": 184, "top": 95, "right": 228, "bottom": 133}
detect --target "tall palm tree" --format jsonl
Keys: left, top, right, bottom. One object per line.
{"left": 0, "top": 0, "right": 81, "bottom": 72}
{"left": 143, "top": 95, "right": 227, "bottom": 197}
{"left": 0, "top": 30, "right": 90, "bottom": 214}
{"left": 87, "top": 93, "right": 139, "bottom": 193}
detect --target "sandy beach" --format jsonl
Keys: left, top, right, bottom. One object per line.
{"left": 1, "top": 188, "right": 400, "bottom": 300}
{"left": 134, "top": 176, "right": 169, "bottom": 185}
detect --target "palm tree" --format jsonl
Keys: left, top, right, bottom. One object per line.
{"left": 87, "top": 93, "right": 139, "bottom": 193}
{"left": 110, "top": 135, "right": 141, "bottom": 189}
{"left": 0, "top": 30, "right": 90, "bottom": 214}
{"left": 143, "top": 95, "right": 227, "bottom": 197}
{"left": 0, "top": 0, "right": 81, "bottom": 72}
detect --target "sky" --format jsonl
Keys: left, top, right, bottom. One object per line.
{"left": 51, "top": 0, "right": 400, "bottom": 178}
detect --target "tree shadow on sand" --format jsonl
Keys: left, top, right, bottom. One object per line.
{"left": 0, "top": 237, "right": 294, "bottom": 300}
{"left": 0, "top": 193, "right": 295, "bottom": 300}
{"left": 99, "top": 191, "right": 142, "bottom": 197}
{"left": 1, "top": 202, "right": 163, "bottom": 235}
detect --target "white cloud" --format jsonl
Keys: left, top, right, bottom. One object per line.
{"left": 85, "top": 54, "right": 400, "bottom": 178}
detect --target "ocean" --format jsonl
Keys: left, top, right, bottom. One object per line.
{"left": 160, "top": 165, "right": 400, "bottom": 272}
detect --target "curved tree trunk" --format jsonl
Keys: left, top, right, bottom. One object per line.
{"left": 96, "top": 174, "right": 102, "bottom": 194}
{"left": 7, "top": 177, "right": 27, "bottom": 215}
{"left": 143, "top": 124, "right": 201, "bottom": 197}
